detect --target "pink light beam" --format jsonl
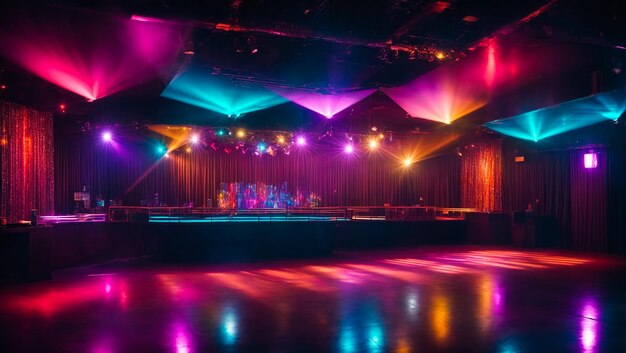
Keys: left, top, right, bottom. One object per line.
{"left": 0, "top": 13, "right": 185, "bottom": 101}
{"left": 273, "top": 88, "right": 375, "bottom": 119}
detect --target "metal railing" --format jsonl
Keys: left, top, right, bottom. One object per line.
{"left": 107, "top": 206, "right": 475, "bottom": 223}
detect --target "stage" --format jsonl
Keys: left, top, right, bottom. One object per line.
{"left": 19, "top": 206, "right": 474, "bottom": 272}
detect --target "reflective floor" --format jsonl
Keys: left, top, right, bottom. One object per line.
{"left": 1, "top": 246, "right": 625, "bottom": 353}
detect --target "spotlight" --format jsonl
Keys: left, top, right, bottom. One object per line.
{"left": 156, "top": 145, "right": 166, "bottom": 154}
{"left": 101, "top": 131, "right": 112, "bottom": 142}
{"left": 190, "top": 134, "right": 200, "bottom": 144}
{"left": 59, "top": 103, "right": 66, "bottom": 113}
{"left": 403, "top": 158, "right": 413, "bottom": 167}
{"left": 1, "top": 84, "right": 6, "bottom": 90}
{"left": 368, "top": 138, "right": 378, "bottom": 150}
{"left": 277, "top": 135, "right": 286, "bottom": 144}
{"left": 183, "top": 41, "right": 195, "bottom": 55}
{"left": 371, "top": 126, "right": 378, "bottom": 132}
{"left": 164, "top": 153, "right": 170, "bottom": 158}
{"left": 258, "top": 142, "right": 267, "bottom": 152}
{"left": 436, "top": 52, "right": 445, "bottom": 60}
{"left": 247, "top": 36, "right": 258, "bottom": 54}
{"left": 216, "top": 129, "right": 224, "bottom": 136}
{"left": 186, "top": 147, "right": 191, "bottom": 153}
{"left": 296, "top": 136, "right": 306, "bottom": 146}
{"left": 236, "top": 129, "right": 246, "bottom": 138}
{"left": 345, "top": 144, "right": 354, "bottom": 154}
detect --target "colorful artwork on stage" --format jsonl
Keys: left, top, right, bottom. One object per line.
{"left": 216, "top": 182, "right": 320, "bottom": 209}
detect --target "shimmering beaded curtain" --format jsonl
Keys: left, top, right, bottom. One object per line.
{"left": 0, "top": 101, "right": 54, "bottom": 222}
{"left": 461, "top": 140, "right": 502, "bottom": 211}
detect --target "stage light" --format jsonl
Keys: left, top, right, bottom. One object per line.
{"left": 584, "top": 153, "right": 598, "bottom": 169}
{"left": 436, "top": 52, "right": 445, "bottom": 60}
{"left": 273, "top": 88, "right": 375, "bottom": 119}
{"left": 344, "top": 144, "right": 354, "bottom": 154}
{"left": 157, "top": 145, "right": 166, "bottom": 154}
{"left": 162, "top": 69, "right": 288, "bottom": 116}
{"left": 101, "top": 131, "right": 112, "bottom": 142}
{"left": 247, "top": 36, "right": 258, "bottom": 54}
{"left": 257, "top": 142, "right": 267, "bottom": 153}
{"left": 216, "top": 129, "right": 224, "bottom": 136}
{"left": 190, "top": 134, "right": 200, "bottom": 144}
{"left": 164, "top": 153, "right": 170, "bottom": 158}
{"left": 2, "top": 16, "right": 183, "bottom": 102}
{"left": 484, "top": 89, "right": 626, "bottom": 141}
{"left": 236, "top": 129, "right": 246, "bottom": 139}
{"left": 371, "top": 126, "right": 378, "bottom": 132}
{"left": 296, "top": 136, "right": 306, "bottom": 146}
{"left": 1, "top": 85, "right": 6, "bottom": 90}
{"left": 368, "top": 138, "right": 379, "bottom": 150}
{"left": 403, "top": 158, "right": 413, "bottom": 167}
{"left": 277, "top": 135, "right": 286, "bottom": 144}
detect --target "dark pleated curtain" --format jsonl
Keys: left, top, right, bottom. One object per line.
{"left": 0, "top": 101, "right": 54, "bottom": 222}
{"left": 54, "top": 135, "right": 461, "bottom": 213}
{"left": 502, "top": 140, "right": 610, "bottom": 252}
{"left": 570, "top": 149, "right": 607, "bottom": 252}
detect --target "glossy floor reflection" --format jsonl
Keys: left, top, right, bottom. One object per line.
{"left": 1, "top": 246, "right": 625, "bottom": 353}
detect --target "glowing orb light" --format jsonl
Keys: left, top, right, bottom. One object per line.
{"left": 484, "top": 89, "right": 626, "bottom": 142}
{"left": 257, "top": 142, "right": 267, "bottom": 152}
{"left": 236, "top": 129, "right": 246, "bottom": 139}
{"left": 368, "top": 138, "right": 379, "bottom": 150}
{"left": 403, "top": 158, "right": 413, "bottom": 167}
{"left": 273, "top": 88, "right": 375, "bottom": 119}
{"left": 161, "top": 69, "right": 288, "bottom": 116}
{"left": 277, "top": 135, "right": 286, "bottom": 144}
{"left": 190, "top": 134, "right": 200, "bottom": 144}
{"left": 296, "top": 136, "right": 306, "bottom": 146}
{"left": 101, "top": 131, "right": 112, "bottom": 142}
{"left": 156, "top": 145, "right": 166, "bottom": 154}
{"left": 344, "top": 144, "right": 354, "bottom": 154}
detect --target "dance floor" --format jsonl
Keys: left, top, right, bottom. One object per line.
{"left": 1, "top": 246, "right": 625, "bottom": 353}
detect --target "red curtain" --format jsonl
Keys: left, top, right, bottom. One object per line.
{"left": 461, "top": 140, "right": 502, "bottom": 211}
{"left": 0, "top": 101, "right": 54, "bottom": 222}
{"left": 54, "top": 135, "right": 461, "bottom": 213}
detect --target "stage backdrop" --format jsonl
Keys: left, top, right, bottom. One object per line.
{"left": 54, "top": 133, "right": 461, "bottom": 213}
{"left": 0, "top": 101, "right": 54, "bottom": 222}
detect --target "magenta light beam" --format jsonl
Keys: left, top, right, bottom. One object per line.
{"left": 0, "top": 14, "right": 185, "bottom": 101}
{"left": 273, "top": 88, "right": 375, "bottom": 119}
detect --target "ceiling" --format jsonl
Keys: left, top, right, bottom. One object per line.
{"left": 0, "top": 0, "right": 624, "bottom": 139}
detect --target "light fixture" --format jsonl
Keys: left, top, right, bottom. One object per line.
{"left": 247, "top": 36, "right": 258, "bottom": 54}
{"left": 101, "top": 131, "right": 112, "bottom": 142}
{"left": 584, "top": 153, "right": 598, "bottom": 169}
